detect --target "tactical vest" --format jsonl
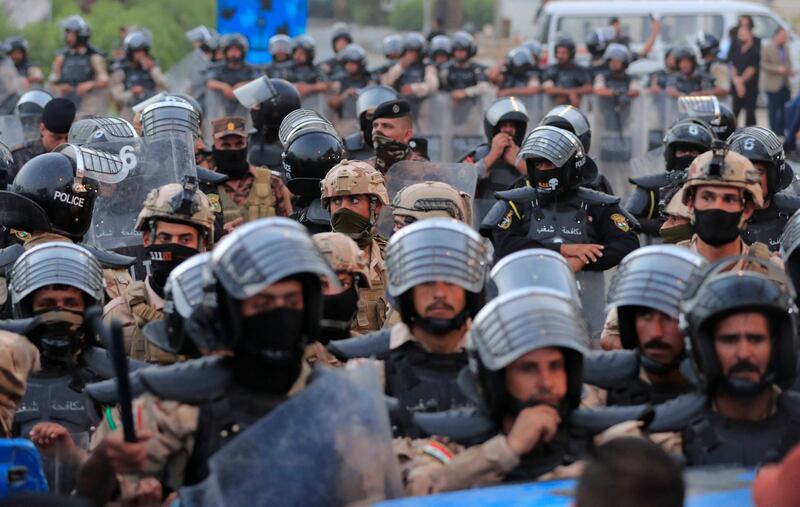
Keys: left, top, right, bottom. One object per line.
{"left": 501, "top": 70, "right": 534, "bottom": 90}
{"left": 472, "top": 143, "right": 523, "bottom": 197}
{"left": 344, "top": 132, "right": 372, "bottom": 161}
{"left": 246, "top": 136, "right": 284, "bottom": 171}
{"left": 123, "top": 63, "right": 156, "bottom": 95}
{"left": 14, "top": 371, "right": 101, "bottom": 438}
{"left": 682, "top": 393, "right": 800, "bottom": 467}
{"left": 441, "top": 62, "right": 482, "bottom": 90}
{"left": 525, "top": 193, "right": 598, "bottom": 246}
{"left": 353, "top": 237, "right": 387, "bottom": 334}
{"left": 265, "top": 61, "right": 294, "bottom": 81}
{"left": 742, "top": 195, "right": 800, "bottom": 252}
{"left": 395, "top": 62, "right": 426, "bottom": 90}
{"left": 289, "top": 64, "right": 319, "bottom": 84}
{"left": 602, "top": 71, "right": 631, "bottom": 93}
{"left": 606, "top": 376, "right": 692, "bottom": 407}
{"left": 59, "top": 49, "right": 94, "bottom": 84}
{"left": 551, "top": 64, "right": 586, "bottom": 89}
{"left": 380, "top": 341, "right": 471, "bottom": 438}
{"left": 673, "top": 73, "right": 705, "bottom": 94}
{"left": 220, "top": 167, "right": 277, "bottom": 224}
{"left": 212, "top": 63, "right": 256, "bottom": 86}
{"left": 504, "top": 426, "right": 580, "bottom": 482}
{"left": 122, "top": 281, "right": 180, "bottom": 364}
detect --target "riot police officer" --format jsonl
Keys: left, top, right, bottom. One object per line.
{"left": 648, "top": 47, "right": 677, "bottom": 95}
{"left": 374, "top": 34, "right": 403, "bottom": 81}
{"left": 391, "top": 181, "right": 472, "bottom": 232}
{"left": 83, "top": 218, "right": 338, "bottom": 493}
{"left": 585, "top": 26, "right": 617, "bottom": 74}
{"left": 429, "top": 35, "right": 452, "bottom": 69}
{"left": 489, "top": 126, "right": 639, "bottom": 272}
{"left": 625, "top": 119, "right": 715, "bottom": 237}
{"left": 281, "top": 109, "right": 345, "bottom": 233}
{"left": 493, "top": 47, "right": 541, "bottom": 97}
{"left": 439, "top": 31, "right": 490, "bottom": 100}
{"left": 319, "top": 22, "right": 353, "bottom": 78}
{"left": 211, "top": 116, "right": 292, "bottom": 231}
{"left": 329, "top": 219, "right": 491, "bottom": 438}
{"left": 728, "top": 126, "right": 798, "bottom": 251}
{"left": 312, "top": 232, "right": 370, "bottom": 344}
{"left": 588, "top": 246, "right": 706, "bottom": 407}
{"left": 2, "top": 37, "right": 43, "bottom": 88}
{"left": 14, "top": 89, "right": 53, "bottom": 139}
{"left": 344, "top": 85, "right": 399, "bottom": 161}
{"left": 381, "top": 33, "right": 439, "bottom": 99}
{"left": 109, "top": 29, "right": 168, "bottom": 120}
{"left": 10, "top": 97, "right": 75, "bottom": 177}
{"left": 206, "top": 34, "right": 258, "bottom": 105}
{"left": 264, "top": 34, "right": 294, "bottom": 81}
{"left": 320, "top": 160, "right": 390, "bottom": 333}
{"left": 103, "top": 183, "right": 215, "bottom": 363}
{"left": 462, "top": 96, "right": 528, "bottom": 199}
{"left": 697, "top": 32, "right": 730, "bottom": 97}
{"left": 592, "top": 44, "right": 640, "bottom": 101}
{"left": 288, "top": 34, "right": 329, "bottom": 97}
{"left": 405, "top": 287, "right": 589, "bottom": 493}
{"left": 49, "top": 15, "right": 108, "bottom": 110}
{"left": 238, "top": 77, "right": 301, "bottom": 169}
{"left": 327, "top": 44, "right": 372, "bottom": 115}
{"left": 541, "top": 34, "right": 592, "bottom": 107}
{"left": 677, "top": 264, "right": 800, "bottom": 466}
{"left": 369, "top": 98, "right": 428, "bottom": 173}
{"left": 666, "top": 45, "right": 716, "bottom": 98}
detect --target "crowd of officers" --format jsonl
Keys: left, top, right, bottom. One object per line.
{"left": 0, "top": 13, "right": 798, "bottom": 507}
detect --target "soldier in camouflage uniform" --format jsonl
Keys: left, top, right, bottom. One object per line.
{"left": 103, "top": 183, "right": 215, "bottom": 363}
{"left": 320, "top": 160, "right": 389, "bottom": 333}
{"left": 391, "top": 181, "right": 473, "bottom": 233}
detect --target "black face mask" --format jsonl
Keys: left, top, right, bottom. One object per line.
{"left": 412, "top": 306, "right": 470, "bottom": 336}
{"left": 235, "top": 308, "right": 306, "bottom": 394}
{"left": 146, "top": 244, "right": 200, "bottom": 296}
{"left": 319, "top": 285, "right": 359, "bottom": 344}
{"left": 672, "top": 155, "right": 696, "bottom": 172}
{"left": 693, "top": 208, "right": 743, "bottom": 246}
{"left": 532, "top": 166, "right": 566, "bottom": 197}
{"left": 31, "top": 308, "right": 85, "bottom": 368}
{"left": 212, "top": 146, "right": 250, "bottom": 180}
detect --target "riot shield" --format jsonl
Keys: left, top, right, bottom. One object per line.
{"left": 451, "top": 91, "right": 494, "bottom": 163}
{"left": 179, "top": 362, "right": 402, "bottom": 507}
{"left": 590, "top": 95, "right": 645, "bottom": 200}
{"left": 515, "top": 94, "right": 544, "bottom": 135}
{"left": 629, "top": 147, "right": 665, "bottom": 181}
{"left": 414, "top": 93, "right": 448, "bottom": 162}
{"left": 577, "top": 270, "right": 607, "bottom": 340}
{"left": 59, "top": 134, "right": 196, "bottom": 253}
{"left": 0, "top": 58, "right": 20, "bottom": 115}
{"left": 166, "top": 48, "right": 210, "bottom": 98}
{"left": 640, "top": 93, "right": 668, "bottom": 153}
{"left": 40, "top": 431, "right": 90, "bottom": 494}
{"left": 379, "top": 160, "right": 478, "bottom": 236}
{"left": 300, "top": 92, "right": 333, "bottom": 121}
{"left": 0, "top": 115, "right": 24, "bottom": 150}
{"left": 331, "top": 94, "right": 358, "bottom": 138}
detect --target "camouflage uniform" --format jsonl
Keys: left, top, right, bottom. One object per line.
{"left": 104, "top": 183, "right": 215, "bottom": 364}
{"left": 0, "top": 331, "right": 39, "bottom": 437}
{"left": 320, "top": 160, "right": 390, "bottom": 333}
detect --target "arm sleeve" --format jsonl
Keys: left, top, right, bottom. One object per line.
{"left": 583, "top": 203, "right": 640, "bottom": 271}
{"left": 380, "top": 63, "right": 404, "bottom": 87}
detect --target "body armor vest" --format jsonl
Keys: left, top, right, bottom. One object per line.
{"left": 441, "top": 62, "right": 483, "bottom": 90}
{"left": 212, "top": 63, "right": 256, "bottom": 86}
{"left": 59, "top": 50, "right": 94, "bottom": 84}
{"left": 15, "top": 370, "right": 100, "bottom": 438}
{"left": 550, "top": 64, "right": 586, "bottom": 89}
{"left": 742, "top": 195, "right": 800, "bottom": 252}
{"left": 122, "top": 280, "right": 181, "bottom": 364}
{"left": 525, "top": 192, "right": 598, "bottom": 246}
{"left": 289, "top": 64, "right": 319, "bottom": 84}
{"left": 381, "top": 341, "right": 471, "bottom": 438}
{"left": 501, "top": 70, "right": 535, "bottom": 90}
{"left": 673, "top": 73, "right": 706, "bottom": 94}
{"left": 395, "top": 62, "right": 426, "bottom": 90}
{"left": 220, "top": 167, "right": 277, "bottom": 224}
{"left": 606, "top": 376, "right": 692, "bottom": 406}
{"left": 265, "top": 61, "right": 294, "bottom": 81}
{"left": 123, "top": 63, "right": 156, "bottom": 95}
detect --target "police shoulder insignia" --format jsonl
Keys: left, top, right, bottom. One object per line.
{"left": 207, "top": 193, "right": 223, "bottom": 213}
{"left": 610, "top": 213, "right": 630, "bottom": 232}
{"left": 498, "top": 209, "right": 514, "bottom": 230}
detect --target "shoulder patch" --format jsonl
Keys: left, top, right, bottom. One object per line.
{"left": 207, "top": 193, "right": 222, "bottom": 213}
{"left": 498, "top": 209, "right": 514, "bottom": 230}
{"left": 610, "top": 213, "right": 631, "bottom": 232}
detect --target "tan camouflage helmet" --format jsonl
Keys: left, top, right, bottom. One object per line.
{"left": 392, "top": 181, "right": 473, "bottom": 227}
{"left": 135, "top": 183, "right": 216, "bottom": 246}
{"left": 312, "top": 232, "right": 371, "bottom": 288}
{"left": 320, "top": 159, "right": 390, "bottom": 208}
{"left": 682, "top": 149, "right": 764, "bottom": 209}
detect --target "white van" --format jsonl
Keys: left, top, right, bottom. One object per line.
{"left": 525, "top": 1, "right": 798, "bottom": 77}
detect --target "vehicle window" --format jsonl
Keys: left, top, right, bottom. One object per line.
{"left": 556, "top": 16, "right": 650, "bottom": 47}
{"left": 749, "top": 15, "right": 780, "bottom": 41}
{"left": 660, "top": 15, "right": 725, "bottom": 44}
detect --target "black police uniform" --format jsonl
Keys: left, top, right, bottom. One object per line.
{"left": 207, "top": 61, "right": 258, "bottom": 86}
{"left": 265, "top": 60, "right": 294, "bottom": 81}
{"left": 119, "top": 61, "right": 158, "bottom": 101}
{"left": 56, "top": 47, "right": 96, "bottom": 85}
{"left": 666, "top": 71, "right": 714, "bottom": 95}
{"left": 439, "top": 61, "right": 487, "bottom": 91}
{"left": 742, "top": 194, "right": 800, "bottom": 252}
{"left": 500, "top": 67, "right": 539, "bottom": 91}
{"left": 541, "top": 63, "right": 591, "bottom": 90}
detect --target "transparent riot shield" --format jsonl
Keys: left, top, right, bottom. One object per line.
{"left": 379, "top": 160, "right": 478, "bottom": 236}
{"left": 630, "top": 147, "right": 665, "bottom": 181}
{"left": 40, "top": 431, "right": 90, "bottom": 494}
{"left": 641, "top": 93, "right": 668, "bottom": 153}
{"left": 451, "top": 92, "right": 493, "bottom": 163}
{"left": 331, "top": 94, "right": 358, "bottom": 138}
{"left": 179, "top": 362, "right": 403, "bottom": 507}
{"left": 414, "top": 93, "right": 448, "bottom": 162}
{"left": 166, "top": 48, "right": 210, "bottom": 98}
{"left": 300, "top": 92, "right": 333, "bottom": 120}
{"left": 0, "top": 115, "right": 25, "bottom": 150}
{"left": 576, "top": 270, "right": 607, "bottom": 340}
{"left": 0, "top": 58, "right": 20, "bottom": 115}
{"left": 590, "top": 95, "right": 645, "bottom": 200}
{"left": 58, "top": 134, "right": 196, "bottom": 253}
{"left": 515, "top": 94, "right": 544, "bottom": 135}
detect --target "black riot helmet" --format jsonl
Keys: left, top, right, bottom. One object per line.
{"left": 519, "top": 126, "right": 589, "bottom": 196}
{"left": 663, "top": 119, "right": 715, "bottom": 172}
{"left": 451, "top": 30, "right": 477, "bottom": 59}
{"left": 585, "top": 26, "right": 616, "bottom": 60}
{"left": 521, "top": 39, "right": 543, "bottom": 63}
{"left": 696, "top": 32, "right": 720, "bottom": 59}
{"left": 330, "top": 22, "right": 353, "bottom": 51}
{"left": 677, "top": 95, "right": 737, "bottom": 141}
{"left": 0, "top": 152, "right": 98, "bottom": 241}
{"left": 728, "top": 126, "right": 791, "bottom": 199}
{"left": 470, "top": 287, "right": 587, "bottom": 420}
{"left": 280, "top": 110, "right": 345, "bottom": 198}
{"left": 123, "top": 29, "right": 152, "bottom": 59}
{"left": 222, "top": 33, "right": 249, "bottom": 58}
{"left": 268, "top": 34, "right": 292, "bottom": 59}
{"left": 339, "top": 43, "right": 367, "bottom": 69}
{"left": 0, "top": 142, "right": 13, "bottom": 189}
{"left": 506, "top": 47, "right": 534, "bottom": 73}
{"left": 540, "top": 105, "right": 592, "bottom": 152}
{"left": 292, "top": 34, "right": 316, "bottom": 62}
{"left": 553, "top": 33, "right": 576, "bottom": 60}
{"left": 235, "top": 77, "right": 302, "bottom": 135}
{"left": 355, "top": 85, "right": 399, "bottom": 149}
{"left": 429, "top": 35, "right": 452, "bottom": 60}
{"left": 603, "top": 43, "right": 631, "bottom": 68}
{"left": 484, "top": 96, "right": 529, "bottom": 146}
{"left": 383, "top": 34, "right": 403, "bottom": 59}
{"left": 672, "top": 44, "right": 697, "bottom": 71}
{"left": 3, "top": 36, "right": 28, "bottom": 56}
{"left": 402, "top": 32, "right": 427, "bottom": 61}
{"left": 59, "top": 15, "right": 91, "bottom": 45}
{"left": 680, "top": 259, "right": 798, "bottom": 396}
